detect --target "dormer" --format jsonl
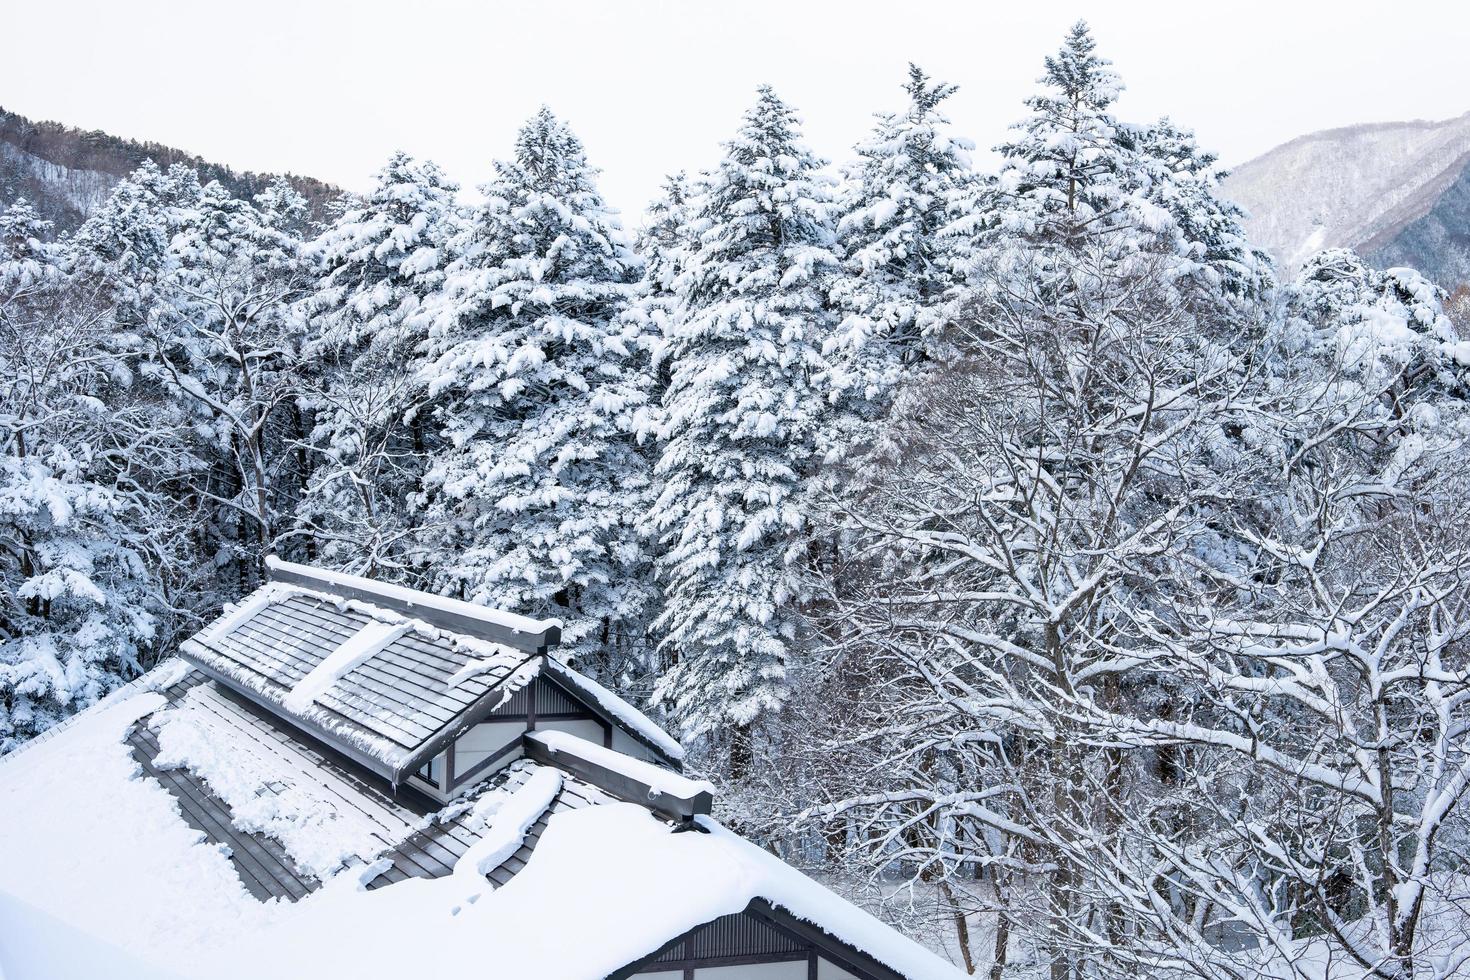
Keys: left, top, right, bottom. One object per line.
{"left": 178, "top": 558, "right": 683, "bottom": 803}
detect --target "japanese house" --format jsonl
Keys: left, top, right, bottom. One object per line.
{"left": 0, "top": 559, "right": 965, "bottom": 980}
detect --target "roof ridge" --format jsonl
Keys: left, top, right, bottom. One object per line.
{"left": 265, "top": 558, "right": 562, "bottom": 655}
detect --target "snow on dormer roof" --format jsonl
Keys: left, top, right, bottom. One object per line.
{"left": 177, "top": 560, "right": 677, "bottom": 782}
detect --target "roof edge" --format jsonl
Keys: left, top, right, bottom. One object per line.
{"left": 177, "top": 645, "right": 406, "bottom": 785}
{"left": 389, "top": 655, "right": 541, "bottom": 785}
{"left": 524, "top": 730, "right": 712, "bottom": 825}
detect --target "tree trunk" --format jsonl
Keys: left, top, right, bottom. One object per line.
{"left": 940, "top": 878, "right": 978, "bottom": 975}
{"left": 990, "top": 906, "right": 1010, "bottom": 980}
{"left": 729, "top": 722, "right": 754, "bottom": 782}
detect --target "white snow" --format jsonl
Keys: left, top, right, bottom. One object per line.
{"left": 527, "top": 729, "right": 712, "bottom": 799}
{"left": 281, "top": 618, "right": 410, "bottom": 713}
{"left": 198, "top": 583, "right": 288, "bottom": 643}
{"left": 144, "top": 656, "right": 191, "bottom": 692}
{"left": 0, "top": 691, "right": 288, "bottom": 978}
{"left": 445, "top": 645, "right": 529, "bottom": 689}
{"left": 197, "top": 802, "right": 968, "bottom": 980}
{"left": 0, "top": 693, "right": 963, "bottom": 979}
{"left": 0, "top": 890, "right": 191, "bottom": 980}
{"left": 547, "top": 658, "right": 685, "bottom": 761}
{"left": 451, "top": 767, "right": 562, "bottom": 885}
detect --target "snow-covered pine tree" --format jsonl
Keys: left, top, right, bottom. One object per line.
{"left": 423, "top": 109, "right": 650, "bottom": 666}
{"left": 630, "top": 171, "right": 694, "bottom": 388}
{"left": 67, "top": 161, "right": 201, "bottom": 335}
{"left": 296, "top": 152, "right": 461, "bottom": 579}
{"left": 0, "top": 200, "right": 160, "bottom": 750}
{"left": 827, "top": 65, "right": 974, "bottom": 423}
{"left": 639, "top": 172, "right": 693, "bottom": 304}
{"left": 648, "top": 86, "right": 840, "bottom": 753}
{"left": 987, "top": 20, "right": 1130, "bottom": 252}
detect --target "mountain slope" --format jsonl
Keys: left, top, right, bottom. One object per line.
{"left": 1223, "top": 112, "right": 1470, "bottom": 286}
{"left": 1363, "top": 158, "right": 1470, "bottom": 289}
{"left": 0, "top": 106, "right": 339, "bottom": 232}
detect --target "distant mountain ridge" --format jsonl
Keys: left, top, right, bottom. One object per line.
{"left": 1223, "top": 111, "right": 1470, "bottom": 289}
{"left": 0, "top": 106, "right": 339, "bottom": 232}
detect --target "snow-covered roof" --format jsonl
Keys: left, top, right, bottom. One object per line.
{"left": 0, "top": 662, "right": 967, "bottom": 979}
{"left": 526, "top": 729, "right": 711, "bottom": 823}
{"left": 266, "top": 556, "right": 563, "bottom": 645}
{"left": 177, "top": 561, "right": 680, "bottom": 779}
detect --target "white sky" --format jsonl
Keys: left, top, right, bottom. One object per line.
{"left": 4, "top": 0, "right": 1469, "bottom": 220}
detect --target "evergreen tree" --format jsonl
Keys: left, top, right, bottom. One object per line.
{"left": 629, "top": 171, "right": 694, "bottom": 387}
{"left": 423, "top": 109, "right": 650, "bottom": 665}
{"left": 67, "top": 161, "right": 201, "bottom": 334}
{"left": 0, "top": 201, "right": 160, "bottom": 750}
{"left": 1129, "top": 117, "right": 1273, "bottom": 301}
{"left": 648, "top": 87, "right": 840, "bottom": 749}
{"left": 983, "top": 21, "right": 1266, "bottom": 306}
{"left": 296, "top": 152, "right": 461, "bottom": 578}
{"left": 988, "top": 20, "right": 1131, "bottom": 251}
{"left": 828, "top": 65, "right": 974, "bottom": 420}
{"left": 639, "top": 172, "right": 694, "bottom": 301}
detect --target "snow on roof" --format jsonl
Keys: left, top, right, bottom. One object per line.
{"left": 528, "top": 729, "right": 712, "bottom": 800}
{"left": 177, "top": 563, "right": 682, "bottom": 780}
{"left": 0, "top": 692, "right": 289, "bottom": 977}
{"left": 0, "top": 680, "right": 965, "bottom": 980}
{"left": 264, "top": 557, "right": 561, "bottom": 639}
{"left": 151, "top": 683, "right": 423, "bottom": 880}
{"left": 694, "top": 816, "right": 969, "bottom": 979}
{"left": 179, "top": 582, "right": 540, "bottom": 777}
{"left": 196, "top": 803, "right": 969, "bottom": 980}
{"left": 280, "top": 619, "right": 410, "bottom": 714}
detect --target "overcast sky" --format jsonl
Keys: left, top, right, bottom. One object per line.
{"left": 5, "top": 0, "right": 1469, "bottom": 219}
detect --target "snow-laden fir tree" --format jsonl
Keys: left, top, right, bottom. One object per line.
{"left": 67, "top": 161, "right": 201, "bottom": 333}
{"left": 1129, "top": 116, "right": 1273, "bottom": 301}
{"left": 987, "top": 21, "right": 1129, "bottom": 249}
{"left": 0, "top": 200, "right": 159, "bottom": 750}
{"left": 638, "top": 172, "right": 694, "bottom": 303}
{"left": 827, "top": 65, "right": 974, "bottom": 423}
{"left": 296, "top": 152, "right": 461, "bottom": 579}
{"left": 982, "top": 21, "right": 1265, "bottom": 304}
{"left": 648, "top": 86, "right": 841, "bottom": 753}
{"left": 423, "top": 108, "right": 650, "bottom": 665}
{"left": 628, "top": 171, "right": 694, "bottom": 387}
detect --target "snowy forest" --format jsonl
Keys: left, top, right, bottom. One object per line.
{"left": 5, "top": 21, "right": 1470, "bottom": 979}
